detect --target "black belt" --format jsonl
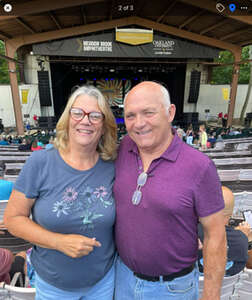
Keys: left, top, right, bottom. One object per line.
{"left": 134, "top": 264, "right": 195, "bottom": 282}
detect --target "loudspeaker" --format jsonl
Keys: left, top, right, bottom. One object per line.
{"left": 38, "top": 116, "right": 56, "bottom": 128}
{"left": 38, "top": 71, "right": 52, "bottom": 106}
{"left": 188, "top": 71, "right": 201, "bottom": 103}
{"left": 246, "top": 112, "right": 252, "bottom": 119}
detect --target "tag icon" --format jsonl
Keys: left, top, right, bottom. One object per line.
{"left": 216, "top": 3, "right": 225, "bottom": 13}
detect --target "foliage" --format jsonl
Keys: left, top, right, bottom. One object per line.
{"left": 0, "top": 40, "right": 10, "bottom": 84}
{"left": 0, "top": 40, "right": 20, "bottom": 84}
{"left": 211, "top": 46, "right": 250, "bottom": 84}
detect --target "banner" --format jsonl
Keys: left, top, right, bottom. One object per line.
{"left": 115, "top": 28, "right": 153, "bottom": 45}
{"left": 33, "top": 31, "right": 219, "bottom": 59}
{"left": 21, "top": 89, "right": 29, "bottom": 104}
{"left": 222, "top": 88, "right": 229, "bottom": 100}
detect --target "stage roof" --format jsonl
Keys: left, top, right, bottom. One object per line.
{"left": 0, "top": 0, "right": 252, "bottom": 54}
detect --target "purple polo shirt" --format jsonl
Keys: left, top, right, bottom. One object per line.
{"left": 114, "top": 131, "right": 224, "bottom": 276}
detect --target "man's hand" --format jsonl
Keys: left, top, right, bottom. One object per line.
{"left": 55, "top": 234, "right": 102, "bottom": 258}
{"left": 235, "top": 221, "right": 250, "bottom": 237}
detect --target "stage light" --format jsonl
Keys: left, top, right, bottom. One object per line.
{"left": 93, "top": 78, "right": 96, "bottom": 81}
{"left": 80, "top": 78, "right": 84, "bottom": 81}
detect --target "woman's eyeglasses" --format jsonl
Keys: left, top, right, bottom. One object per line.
{"left": 70, "top": 107, "right": 104, "bottom": 124}
{"left": 132, "top": 172, "right": 148, "bottom": 205}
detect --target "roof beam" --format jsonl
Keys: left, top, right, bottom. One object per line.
{"left": 0, "top": 53, "right": 23, "bottom": 64}
{"left": 179, "top": 10, "right": 205, "bottom": 29}
{"left": 0, "top": 0, "right": 104, "bottom": 21}
{"left": 48, "top": 12, "right": 62, "bottom": 29}
{"left": 80, "top": 6, "right": 87, "bottom": 24}
{"left": 200, "top": 19, "right": 229, "bottom": 35}
{"left": 0, "top": 30, "right": 12, "bottom": 40}
{"left": 179, "top": 0, "right": 252, "bottom": 26}
{"left": 109, "top": 0, "right": 115, "bottom": 20}
{"left": 135, "top": 0, "right": 148, "bottom": 16}
{"left": 157, "top": 1, "right": 178, "bottom": 23}
{"left": 239, "top": 39, "right": 252, "bottom": 46}
{"left": 220, "top": 27, "right": 251, "bottom": 41}
{"left": 7, "top": 16, "right": 241, "bottom": 54}
{"left": 16, "top": 18, "right": 36, "bottom": 34}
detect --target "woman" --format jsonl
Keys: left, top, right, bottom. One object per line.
{"left": 4, "top": 85, "right": 117, "bottom": 299}
{"left": 0, "top": 248, "right": 13, "bottom": 284}
{"left": 31, "top": 139, "right": 42, "bottom": 151}
{"left": 0, "top": 247, "right": 30, "bottom": 287}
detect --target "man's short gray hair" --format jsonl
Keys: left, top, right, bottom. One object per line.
{"left": 159, "top": 85, "right": 171, "bottom": 111}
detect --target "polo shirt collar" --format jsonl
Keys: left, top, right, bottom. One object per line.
{"left": 128, "top": 127, "right": 183, "bottom": 162}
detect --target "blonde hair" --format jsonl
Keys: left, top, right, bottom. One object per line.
{"left": 54, "top": 85, "right": 117, "bottom": 161}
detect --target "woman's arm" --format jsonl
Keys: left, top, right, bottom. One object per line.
{"left": 4, "top": 190, "right": 101, "bottom": 258}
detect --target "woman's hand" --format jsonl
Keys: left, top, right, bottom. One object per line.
{"left": 56, "top": 234, "right": 101, "bottom": 258}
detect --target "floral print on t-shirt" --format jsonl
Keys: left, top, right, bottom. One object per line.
{"left": 52, "top": 185, "right": 113, "bottom": 231}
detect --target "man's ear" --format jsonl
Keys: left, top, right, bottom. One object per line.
{"left": 168, "top": 104, "right": 176, "bottom": 123}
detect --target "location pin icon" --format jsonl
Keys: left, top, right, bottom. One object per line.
{"left": 229, "top": 3, "right": 236, "bottom": 12}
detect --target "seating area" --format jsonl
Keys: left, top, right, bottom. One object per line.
{"left": 199, "top": 268, "right": 252, "bottom": 299}
{"left": 0, "top": 273, "right": 35, "bottom": 299}
{"left": 205, "top": 139, "right": 252, "bottom": 195}
{"left": 0, "top": 146, "right": 31, "bottom": 254}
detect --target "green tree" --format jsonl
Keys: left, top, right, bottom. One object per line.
{"left": 0, "top": 41, "right": 10, "bottom": 84}
{"left": 211, "top": 46, "right": 250, "bottom": 84}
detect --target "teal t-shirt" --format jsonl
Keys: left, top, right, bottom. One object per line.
{"left": 14, "top": 148, "right": 116, "bottom": 290}
{"left": 0, "top": 179, "right": 13, "bottom": 200}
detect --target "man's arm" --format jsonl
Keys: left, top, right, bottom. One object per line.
{"left": 199, "top": 210, "right": 226, "bottom": 300}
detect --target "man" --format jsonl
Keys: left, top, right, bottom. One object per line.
{"left": 198, "top": 186, "right": 250, "bottom": 276}
{"left": 0, "top": 162, "right": 13, "bottom": 201}
{"left": 114, "top": 81, "right": 226, "bottom": 300}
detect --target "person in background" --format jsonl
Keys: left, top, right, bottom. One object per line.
{"left": 33, "top": 115, "right": 38, "bottom": 127}
{"left": 4, "top": 85, "right": 117, "bottom": 300}
{"left": 222, "top": 113, "right": 228, "bottom": 128}
{"left": 176, "top": 125, "right": 185, "bottom": 140}
{"left": 217, "top": 112, "right": 223, "bottom": 126}
{"left": 18, "top": 138, "right": 32, "bottom": 151}
{"left": 0, "top": 137, "right": 9, "bottom": 145}
{"left": 31, "top": 139, "right": 42, "bottom": 151}
{"left": 114, "top": 81, "right": 226, "bottom": 300}
{"left": 45, "top": 136, "right": 54, "bottom": 150}
{"left": 0, "top": 162, "right": 13, "bottom": 201}
{"left": 0, "top": 119, "right": 4, "bottom": 134}
{"left": 199, "top": 124, "right": 208, "bottom": 151}
{"left": 0, "top": 247, "right": 34, "bottom": 287}
{"left": 186, "top": 124, "right": 194, "bottom": 145}
{"left": 198, "top": 186, "right": 249, "bottom": 276}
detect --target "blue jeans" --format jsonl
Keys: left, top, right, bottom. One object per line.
{"left": 115, "top": 256, "right": 199, "bottom": 300}
{"left": 35, "top": 260, "right": 115, "bottom": 300}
